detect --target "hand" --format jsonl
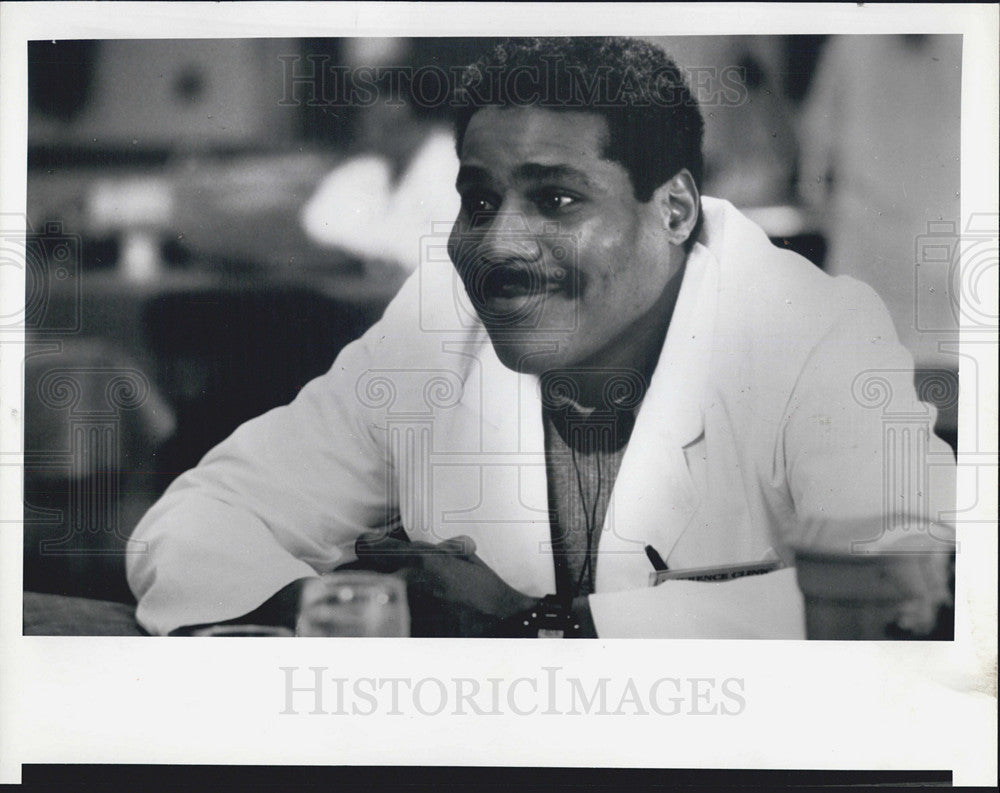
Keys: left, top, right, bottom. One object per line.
{"left": 354, "top": 532, "right": 535, "bottom": 637}
{"left": 886, "top": 542, "right": 953, "bottom": 637}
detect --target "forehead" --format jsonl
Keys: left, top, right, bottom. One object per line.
{"left": 459, "top": 106, "right": 615, "bottom": 176}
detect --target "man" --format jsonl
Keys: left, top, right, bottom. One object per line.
{"left": 127, "top": 38, "right": 954, "bottom": 638}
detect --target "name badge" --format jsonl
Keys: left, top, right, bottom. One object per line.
{"left": 649, "top": 559, "right": 784, "bottom": 587}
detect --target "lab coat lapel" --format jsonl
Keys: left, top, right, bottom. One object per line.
{"left": 435, "top": 334, "right": 556, "bottom": 595}
{"left": 595, "top": 242, "right": 719, "bottom": 593}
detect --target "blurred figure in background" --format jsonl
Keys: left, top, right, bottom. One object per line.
{"left": 648, "top": 36, "right": 799, "bottom": 210}
{"left": 797, "top": 35, "right": 962, "bottom": 369}
{"left": 300, "top": 39, "right": 462, "bottom": 274}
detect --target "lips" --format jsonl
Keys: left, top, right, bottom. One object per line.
{"left": 471, "top": 263, "right": 570, "bottom": 304}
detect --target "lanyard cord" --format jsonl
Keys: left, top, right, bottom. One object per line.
{"left": 569, "top": 424, "right": 605, "bottom": 599}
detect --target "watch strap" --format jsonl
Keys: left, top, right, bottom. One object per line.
{"left": 495, "top": 594, "right": 580, "bottom": 638}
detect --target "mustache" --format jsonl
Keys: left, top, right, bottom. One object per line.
{"left": 450, "top": 242, "right": 577, "bottom": 295}
{"left": 461, "top": 259, "right": 577, "bottom": 302}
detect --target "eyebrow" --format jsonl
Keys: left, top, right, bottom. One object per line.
{"left": 513, "top": 163, "right": 593, "bottom": 185}
{"left": 456, "top": 162, "right": 596, "bottom": 190}
{"left": 456, "top": 165, "right": 491, "bottom": 189}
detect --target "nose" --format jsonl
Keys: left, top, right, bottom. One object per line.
{"left": 470, "top": 211, "right": 543, "bottom": 267}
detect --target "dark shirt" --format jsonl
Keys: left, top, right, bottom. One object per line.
{"left": 542, "top": 398, "right": 639, "bottom": 598}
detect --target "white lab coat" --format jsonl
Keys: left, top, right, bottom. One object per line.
{"left": 127, "top": 198, "right": 955, "bottom": 637}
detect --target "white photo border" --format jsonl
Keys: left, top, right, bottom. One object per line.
{"left": 1, "top": 2, "right": 996, "bottom": 786}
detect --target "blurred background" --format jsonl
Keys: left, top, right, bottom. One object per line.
{"left": 21, "top": 35, "right": 961, "bottom": 604}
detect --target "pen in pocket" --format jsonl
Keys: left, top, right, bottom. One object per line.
{"left": 645, "top": 544, "right": 669, "bottom": 571}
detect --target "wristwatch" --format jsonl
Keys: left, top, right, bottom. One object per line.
{"left": 499, "top": 594, "right": 581, "bottom": 638}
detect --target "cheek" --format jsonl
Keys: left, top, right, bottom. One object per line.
{"left": 577, "top": 224, "right": 645, "bottom": 308}
{"left": 448, "top": 225, "right": 477, "bottom": 277}
{"left": 446, "top": 225, "right": 462, "bottom": 266}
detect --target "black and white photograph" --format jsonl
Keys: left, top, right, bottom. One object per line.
{"left": 1, "top": 2, "right": 997, "bottom": 786}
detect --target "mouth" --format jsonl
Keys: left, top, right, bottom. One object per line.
{"left": 472, "top": 264, "right": 570, "bottom": 304}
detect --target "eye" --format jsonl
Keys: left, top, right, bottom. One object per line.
{"left": 535, "top": 190, "right": 578, "bottom": 213}
{"left": 460, "top": 191, "right": 499, "bottom": 226}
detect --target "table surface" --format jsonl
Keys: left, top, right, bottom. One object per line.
{"left": 23, "top": 592, "right": 147, "bottom": 636}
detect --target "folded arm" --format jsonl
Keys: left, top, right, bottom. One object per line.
{"left": 127, "top": 333, "right": 397, "bottom": 636}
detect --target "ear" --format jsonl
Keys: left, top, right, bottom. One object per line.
{"left": 652, "top": 169, "right": 700, "bottom": 247}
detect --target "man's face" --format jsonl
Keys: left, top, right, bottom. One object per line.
{"left": 448, "top": 105, "right": 681, "bottom": 375}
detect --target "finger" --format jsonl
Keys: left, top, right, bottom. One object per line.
{"left": 355, "top": 534, "right": 407, "bottom": 554}
{"left": 356, "top": 528, "right": 403, "bottom": 545}
{"left": 437, "top": 535, "right": 477, "bottom": 558}
{"left": 354, "top": 536, "right": 427, "bottom": 572}
{"left": 355, "top": 535, "right": 458, "bottom": 576}
{"left": 357, "top": 532, "right": 449, "bottom": 553}
{"left": 398, "top": 567, "right": 446, "bottom": 600}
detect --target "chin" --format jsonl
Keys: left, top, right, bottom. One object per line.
{"left": 485, "top": 335, "right": 577, "bottom": 376}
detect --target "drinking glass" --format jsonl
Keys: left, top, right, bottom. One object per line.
{"left": 794, "top": 548, "right": 948, "bottom": 639}
{"left": 192, "top": 624, "right": 294, "bottom": 637}
{"left": 296, "top": 571, "right": 410, "bottom": 637}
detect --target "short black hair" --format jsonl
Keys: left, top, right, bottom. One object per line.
{"left": 452, "top": 37, "right": 705, "bottom": 202}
